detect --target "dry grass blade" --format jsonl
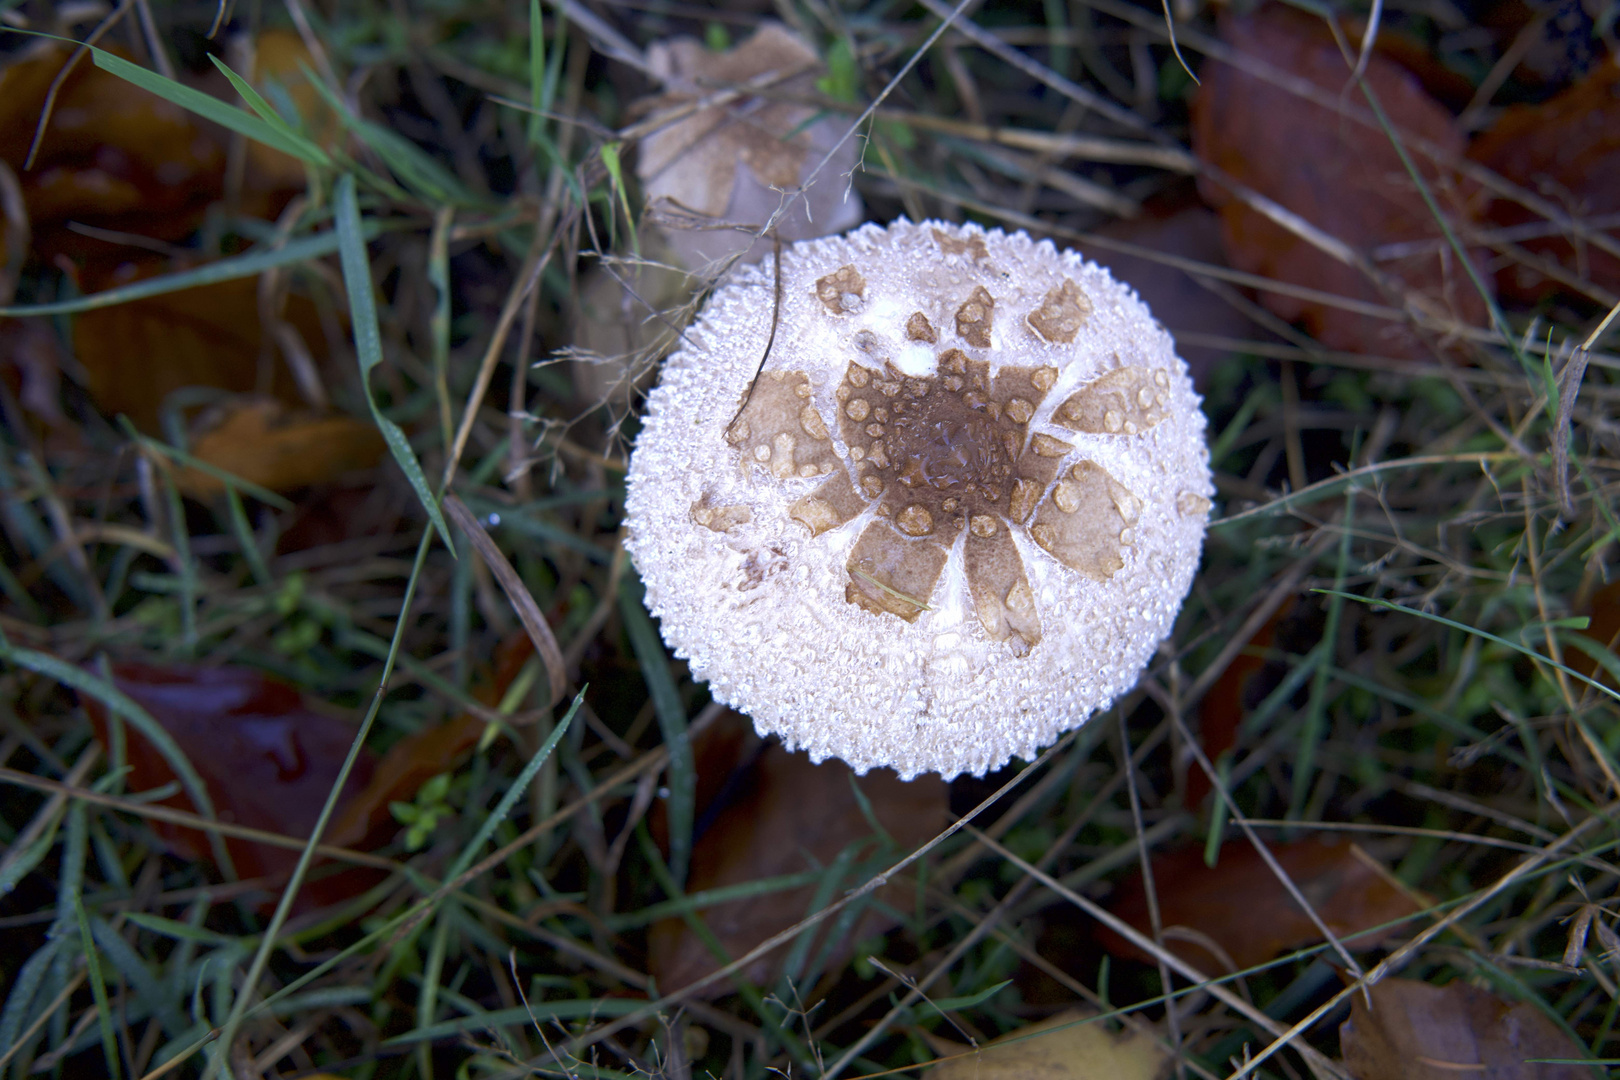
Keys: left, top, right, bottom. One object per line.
{"left": 444, "top": 494, "right": 566, "bottom": 709}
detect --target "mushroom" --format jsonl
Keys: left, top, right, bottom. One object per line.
{"left": 624, "top": 219, "right": 1212, "bottom": 780}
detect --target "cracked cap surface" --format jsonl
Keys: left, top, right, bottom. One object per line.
{"left": 625, "top": 219, "right": 1213, "bottom": 779}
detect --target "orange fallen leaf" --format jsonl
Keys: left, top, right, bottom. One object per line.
{"left": 1100, "top": 837, "right": 1422, "bottom": 972}
{"left": 72, "top": 265, "right": 326, "bottom": 431}
{"left": 649, "top": 713, "right": 948, "bottom": 996}
{"left": 0, "top": 43, "right": 224, "bottom": 263}
{"left": 1191, "top": 5, "right": 1488, "bottom": 359}
{"left": 1341, "top": 977, "right": 1595, "bottom": 1080}
{"left": 1468, "top": 58, "right": 1620, "bottom": 303}
{"left": 176, "top": 397, "right": 385, "bottom": 498}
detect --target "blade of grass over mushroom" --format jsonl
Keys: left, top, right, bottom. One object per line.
{"left": 618, "top": 576, "right": 694, "bottom": 887}
{"left": 333, "top": 174, "right": 453, "bottom": 553}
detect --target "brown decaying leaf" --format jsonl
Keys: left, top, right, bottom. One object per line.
{"left": 1341, "top": 977, "right": 1597, "bottom": 1080}
{"left": 0, "top": 44, "right": 224, "bottom": 261}
{"left": 649, "top": 712, "right": 948, "bottom": 996}
{"left": 1468, "top": 59, "right": 1620, "bottom": 303}
{"left": 71, "top": 268, "right": 327, "bottom": 432}
{"left": 1099, "top": 837, "right": 1422, "bottom": 972}
{"left": 1191, "top": 4, "right": 1488, "bottom": 359}
{"left": 176, "top": 397, "right": 385, "bottom": 498}
{"left": 926, "top": 1009, "right": 1169, "bottom": 1080}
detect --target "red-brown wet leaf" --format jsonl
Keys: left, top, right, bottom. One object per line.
{"left": 1100, "top": 837, "right": 1422, "bottom": 972}
{"left": 1468, "top": 59, "right": 1620, "bottom": 303}
{"left": 1191, "top": 5, "right": 1488, "bottom": 359}
{"left": 1341, "top": 977, "right": 1595, "bottom": 1080}
{"left": 0, "top": 44, "right": 224, "bottom": 263}
{"left": 82, "top": 637, "right": 536, "bottom": 907}
{"left": 649, "top": 713, "right": 948, "bottom": 996}
{"left": 82, "top": 663, "right": 380, "bottom": 909}
{"left": 176, "top": 397, "right": 385, "bottom": 499}
{"left": 71, "top": 265, "right": 327, "bottom": 431}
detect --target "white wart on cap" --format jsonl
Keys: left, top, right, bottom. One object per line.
{"left": 624, "top": 220, "right": 1213, "bottom": 780}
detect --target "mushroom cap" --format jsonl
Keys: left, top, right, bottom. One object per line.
{"left": 625, "top": 219, "right": 1212, "bottom": 780}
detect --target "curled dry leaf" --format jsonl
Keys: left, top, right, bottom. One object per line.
{"left": 1191, "top": 4, "right": 1488, "bottom": 359}
{"left": 1468, "top": 58, "right": 1620, "bottom": 303}
{"left": 1341, "top": 977, "right": 1596, "bottom": 1080}
{"left": 927, "top": 1008, "right": 1169, "bottom": 1080}
{"left": 72, "top": 266, "right": 327, "bottom": 431}
{"left": 1100, "top": 837, "right": 1423, "bottom": 972}
{"left": 649, "top": 712, "right": 948, "bottom": 996}
{"left": 635, "top": 22, "right": 865, "bottom": 271}
{"left": 81, "top": 662, "right": 381, "bottom": 909}
{"left": 0, "top": 44, "right": 224, "bottom": 262}
{"left": 176, "top": 397, "right": 385, "bottom": 499}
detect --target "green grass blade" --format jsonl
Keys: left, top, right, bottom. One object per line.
{"left": 332, "top": 174, "right": 454, "bottom": 553}
{"left": 90, "top": 47, "right": 328, "bottom": 167}
{"left": 1315, "top": 589, "right": 1620, "bottom": 705}
{"left": 0, "top": 229, "right": 366, "bottom": 317}
{"left": 443, "top": 690, "right": 584, "bottom": 884}
{"left": 205, "top": 54, "right": 331, "bottom": 166}
{"left": 73, "top": 895, "right": 121, "bottom": 1080}
{"left": 619, "top": 577, "right": 694, "bottom": 887}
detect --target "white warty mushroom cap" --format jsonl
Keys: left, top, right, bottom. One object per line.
{"left": 625, "top": 219, "right": 1213, "bottom": 780}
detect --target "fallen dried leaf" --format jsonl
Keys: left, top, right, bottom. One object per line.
{"left": 649, "top": 713, "right": 948, "bottom": 995}
{"left": 1191, "top": 5, "right": 1488, "bottom": 358}
{"left": 927, "top": 1009, "right": 1169, "bottom": 1080}
{"left": 0, "top": 43, "right": 224, "bottom": 262}
{"left": 71, "top": 265, "right": 326, "bottom": 431}
{"left": 176, "top": 397, "right": 385, "bottom": 498}
{"left": 1100, "top": 837, "right": 1422, "bottom": 972}
{"left": 1468, "top": 58, "right": 1620, "bottom": 303}
{"left": 1341, "top": 977, "right": 1595, "bottom": 1080}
